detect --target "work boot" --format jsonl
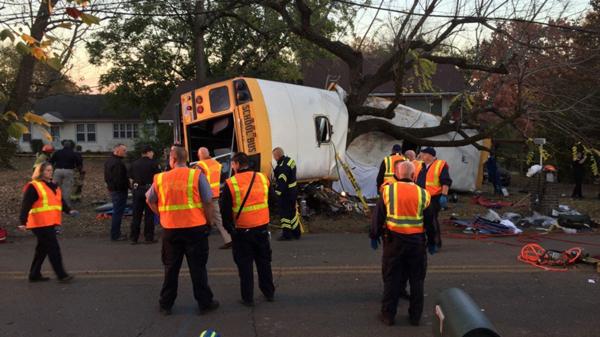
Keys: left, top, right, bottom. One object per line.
{"left": 159, "top": 306, "right": 172, "bottom": 316}
{"left": 239, "top": 299, "right": 255, "bottom": 307}
{"left": 199, "top": 300, "right": 220, "bottom": 314}
{"left": 378, "top": 312, "right": 394, "bottom": 326}
{"left": 28, "top": 276, "right": 50, "bottom": 282}
{"left": 58, "top": 275, "right": 74, "bottom": 283}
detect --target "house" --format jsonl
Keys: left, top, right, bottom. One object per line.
{"left": 18, "top": 95, "right": 148, "bottom": 153}
{"left": 301, "top": 58, "right": 467, "bottom": 117}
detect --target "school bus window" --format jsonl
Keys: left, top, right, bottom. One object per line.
{"left": 315, "top": 116, "right": 331, "bottom": 145}
{"left": 209, "top": 86, "right": 231, "bottom": 113}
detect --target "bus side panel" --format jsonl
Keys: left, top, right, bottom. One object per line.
{"left": 237, "top": 78, "right": 273, "bottom": 177}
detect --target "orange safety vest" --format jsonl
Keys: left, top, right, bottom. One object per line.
{"left": 382, "top": 181, "right": 431, "bottom": 235}
{"left": 226, "top": 171, "right": 270, "bottom": 229}
{"left": 411, "top": 160, "right": 423, "bottom": 182}
{"left": 195, "top": 158, "right": 222, "bottom": 198}
{"left": 415, "top": 159, "right": 447, "bottom": 196}
{"left": 383, "top": 154, "right": 406, "bottom": 185}
{"left": 154, "top": 167, "right": 207, "bottom": 229}
{"left": 26, "top": 180, "right": 62, "bottom": 229}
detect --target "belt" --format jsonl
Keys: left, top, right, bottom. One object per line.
{"left": 235, "top": 224, "right": 268, "bottom": 233}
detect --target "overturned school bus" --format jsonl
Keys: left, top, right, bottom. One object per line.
{"left": 175, "top": 77, "right": 349, "bottom": 182}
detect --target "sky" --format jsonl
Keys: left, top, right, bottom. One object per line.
{"left": 5, "top": 0, "right": 591, "bottom": 92}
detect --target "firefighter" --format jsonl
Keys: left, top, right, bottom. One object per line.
{"left": 146, "top": 145, "right": 219, "bottom": 316}
{"left": 376, "top": 144, "right": 406, "bottom": 190}
{"left": 272, "top": 147, "right": 300, "bottom": 241}
{"left": 220, "top": 152, "right": 275, "bottom": 306}
{"left": 70, "top": 145, "right": 84, "bottom": 203}
{"left": 414, "top": 147, "right": 452, "bottom": 253}
{"left": 19, "top": 161, "right": 78, "bottom": 283}
{"left": 33, "top": 144, "right": 54, "bottom": 170}
{"left": 370, "top": 160, "right": 430, "bottom": 326}
{"left": 195, "top": 147, "right": 232, "bottom": 249}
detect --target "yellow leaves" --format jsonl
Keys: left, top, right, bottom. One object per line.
{"left": 21, "top": 34, "right": 37, "bottom": 45}
{"left": 23, "top": 112, "right": 51, "bottom": 127}
{"left": 31, "top": 47, "right": 48, "bottom": 61}
{"left": 2, "top": 111, "right": 18, "bottom": 121}
{"left": 40, "top": 129, "right": 54, "bottom": 142}
{"left": 80, "top": 13, "right": 101, "bottom": 25}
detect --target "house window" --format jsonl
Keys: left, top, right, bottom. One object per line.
{"left": 113, "top": 123, "right": 139, "bottom": 139}
{"left": 209, "top": 86, "right": 230, "bottom": 113}
{"left": 76, "top": 123, "right": 96, "bottom": 142}
{"left": 430, "top": 98, "right": 443, "bottom": 116}
{"left": 50, "top": 125, "right": 60, "bottom": 142}
{"left": 314, "top": 116, "right": 332, "bottom": 145}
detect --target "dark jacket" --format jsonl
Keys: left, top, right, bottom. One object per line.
{"left": 274, "top": 156, "right": 297, "bottom": 198}
{"left": 416, "top": 160, "right": 452, "bottom": 192}
{"left": 104, "top": 154, "right": 129, "bottom": 192}
{"left": 20, "top": 180, "right": 71, "bottom": 226}
{"left": 129, "top": 157, "right": 161, "bottom": 186}
{"left": 50, "top": 148, "right": 82, "bottom": 170}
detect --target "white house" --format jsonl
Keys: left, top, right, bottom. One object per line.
{"left": 18, "top": 95, "right": 147, "bottom": 152}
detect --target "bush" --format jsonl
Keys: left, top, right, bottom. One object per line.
{"left": 127, "top": 123, "right": 172, "bottom": 163}
{"left": 30, "top": 139, "right": 44, "bottom": 154}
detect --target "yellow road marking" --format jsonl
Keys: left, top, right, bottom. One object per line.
{"left": 0, "top": 264, "right": 593, "bottom": 279}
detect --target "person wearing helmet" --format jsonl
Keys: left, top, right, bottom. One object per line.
{"left": 33, "top": 144, "right": 55, "bottom": 170}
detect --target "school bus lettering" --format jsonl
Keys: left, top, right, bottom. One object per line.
{"left": 242, "top": 104, "right": 258, "bottom": 154}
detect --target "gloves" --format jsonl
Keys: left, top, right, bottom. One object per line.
{"left": 428, "top": 243, "right": 438, "bottom": 255}
{"left": 439, "top": 195, "right": 448, "bottom": 209}
{"left": 370, "top": 237, "right": 381, "bottom": 250}
{"left": 69, "top": 210, "right": 80, "bottom": 217}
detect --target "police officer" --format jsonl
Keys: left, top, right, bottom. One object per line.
{"left": 415, "top": 147, "right": 452, "bottom": 253}
{"left": 146, "top": 145, "right": 219, "bottom": 315}
{"left": 221, "top": 152, "right": 275, "bottom": 306}
{"left": 129, "top": 145, "right": 161, "bottom": 244}
{"left": 195, "top": 147, "right": 232, "bottom": 249}
{"left": 370, "top": 160, "right": 430, "bottom": 326}
{"left": 272, "top": 147, "right": 301, "bottom": 241}
{"left": 376, "top": 144, "right": 406, "bottom": 189}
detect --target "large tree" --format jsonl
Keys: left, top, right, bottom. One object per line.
{"left": 86, "top": 0, "right": 353, "bottom": 120}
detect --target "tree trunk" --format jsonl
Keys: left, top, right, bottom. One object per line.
{"left": 2, "top": 0, "right": 58, "bottom": 115}
{"left": 193, "top": 0, "right": 208, "bottom": 85}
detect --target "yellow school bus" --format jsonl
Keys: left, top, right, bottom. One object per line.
{"left": 175, "top": 77, "right": 349, "bottom": 182}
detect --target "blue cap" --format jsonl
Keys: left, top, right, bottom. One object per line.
{"left": 421, "top": 147, "right": 436, "bottom": 156}
{"left": 392, "top": 144, "right": 402, "bottom": 153}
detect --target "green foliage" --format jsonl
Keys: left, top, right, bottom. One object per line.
{"left": 127, "top": 123, "right": 173, "bottom": 163}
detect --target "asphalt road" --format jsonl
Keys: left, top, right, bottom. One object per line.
{"left": 1, "top": 232, "right": 599, "bottom": 337}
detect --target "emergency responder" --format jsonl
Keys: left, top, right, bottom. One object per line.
{"left": 19, "top": 161, "right": 78, "bottom": 283}
{"left": 70, "top": 145, "right": 84, "bottom": 203}
{"left": 146, "top": 145, "right": 219, "bottom": 315}
{"left": 33, "top": 144, "right": 54, "bottom": 170}
{"left": 220, "top": 152, "right": 275, "bottom": 306}
{"left": 415, "top": 147, "right": 451, "bottom": 253}
{"left": 50, "top": 140, "right": 82, "bottom": 208}
{"left": 195, "top": 147, "right": 232, "bottom": 249}
{"left": 370, "top": 160, "right": 430, "bottom": 327}
{"left": 405, "top": 150, "right": 422, "bottom": 181}
{"left": 376, "top": 144, "right": 406, "bottom": 189}
{"left": 272, "top": 147, "right": 301, "bottom": 241}
{"left": 128, "top": 145, "right": 161, "bottom": 244}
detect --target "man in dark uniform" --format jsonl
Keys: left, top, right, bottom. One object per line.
{"left": 272, "top": 147, "right": 300, "bottom": 241}
{"left": 371, "top": 160, "right": 430, "bottom": 327}
{"left": 104, "top": 144, "right": 129, "bottom": 241}
{"left": 572, "top": 151, "right": 586, "bottom": 199}
{"left": 221, "top": 152, "right": 275, "bottom": 306}
{"left": 376, "top": 144, "right": 406, "bottom": 190}
{"left": 50, "top": 140, "right": 82, "bottom": 208}
{"left": 415, "top": 147, "right": 451, "bottom": 253}
{"left": 128, "top": 145, "right": 161, "bottom": 244}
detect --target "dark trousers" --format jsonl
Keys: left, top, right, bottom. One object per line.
{"left": 423, "top": 196, "right": 442, "bottom": 248}
{"left": 110, "top": 191, "right": 128, "bottom": 240}
{"left": 381, "top": 235, "right": 427, "bottom": 322}
{"left": 130, "top": 187, "right": 154, "bottom": 242}
{"left": 30, "top": 226, "right": 68, "bottom": 279}
{"left": 160, "top": 226, "right": 214, "bottom": 310}
{"left": 279, "top": 189, "right": 301, "bottom": 239}
{"left": 572, "top": 172, "right": 584, "bottom": 198}
{"left": 232, "top": 226, "right": 275, "bottom": 302}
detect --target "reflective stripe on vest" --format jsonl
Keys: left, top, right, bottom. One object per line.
{"left": 26, "top": 181, "right": 62, "bottom": 229}
{"left": 425, "top": 159, "right": 446, "bottom": 196}
{"left": 227, "top": 171, "right": 270, "bottom": 228}
{"left": 382, "top": 181, "right": 430, "bottom": 235}
{"left": 411, "top": 160, "right": 423, "bottom": 182}
{"left": 383, "top": 154, "right": 406, "bottom": 185}
{"left": 155, "top": 167, "right": 206, "bottom": 228}
{"left": 197, "top": 159, "right": 222, "bottom": 197}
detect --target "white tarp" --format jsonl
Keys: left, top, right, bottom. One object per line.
{"left": 334, "top": 98, "right": 483, "bottom": 198}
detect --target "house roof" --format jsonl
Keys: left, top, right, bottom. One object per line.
{"left": 28, "top": 94, "right": 144, "bottom": 121}
{"left": 301, "top": 57, "right": 467, "bottom": 94}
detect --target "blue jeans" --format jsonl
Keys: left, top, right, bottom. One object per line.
{"left": 110, "top": 191, "right": 128, "bottom": 240}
